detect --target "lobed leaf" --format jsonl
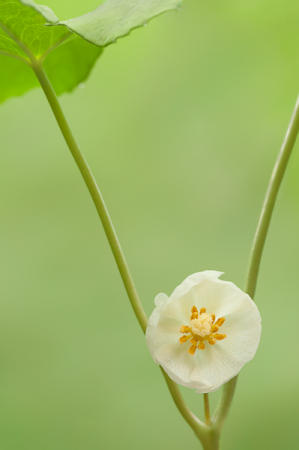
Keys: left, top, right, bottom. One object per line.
{"left": 0, "top": 0, "right": 181, "bottom": 103}
{"left": 0, "top": 0, "right": 102, "bottom": 103}
{"left": 57, "top": 0, "right": 181, "bottom": 47}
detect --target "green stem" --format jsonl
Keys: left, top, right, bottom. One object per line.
{"left": 246, "top": 96, "right": 299, "bottom": 297}
{"left": 202, "top": 434, "right": 220, "bottom": 450}
{"left": 214, "top": 95, "right": 299, "bottom": 431}
{"left": 213, "top": 377, "right": 237, "bottom": 432}
{"left": 31, "top": 60, "right": 207, "bottom": 444}
{"left": 203, "top": 393, "right": 211, "bottom": 426}
{"left": 31, "top": 60, "right": 147, "bottom": 332}
{"left": 161, "top": 370, "right": 207, "bottom": 441}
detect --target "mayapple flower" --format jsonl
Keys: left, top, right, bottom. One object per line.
{"left": 146, "top": 271, "right": 261, "bottom": 393}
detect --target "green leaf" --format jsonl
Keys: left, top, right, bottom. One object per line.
{"left": 57, "top": 0, "right": 181, "bottom": 47}
{"left": 0, "top": 0, "right": 181, "bottom": 104}
{"left": 0, "top": 0, "right": 102, "bottom": 103}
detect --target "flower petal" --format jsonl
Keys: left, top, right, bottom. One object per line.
{"left": 146, "top": 271, "right": 262, "bottom": 393}
{"left": 154, "top": 293, "right": 169, "bottom": 307}
{"left": 170, "top": 271, "right": 223, "bottom": 303}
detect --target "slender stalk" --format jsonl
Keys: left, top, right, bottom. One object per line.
{"left": 213, "top": 377, "right": 237, "bottom": 432}
{"left": 31, "top": 60, "right": 207, "bottom": 444}
{"left": 31, "top": 60, "right": 147, "bottom": 332}
{"left": 246, "top": 96, "right": 299, "bottom": 297}
{"left": 161, "top": 370, "right": 207, "bottom": 441}
{"left": 202, "top": 432, "right": 220, "bottom": 450}
{"left": 214, "top": 95, "right": 299, "bottom": 431}
{"left": 203, "top": 394, "right": 211, "bottom": 426}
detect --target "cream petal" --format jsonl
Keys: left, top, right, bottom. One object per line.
{"left": 170, "top": 271, "right": 223, "bottom": 303}
{"left": 154, "top": 293, "right": 169, "bottom": 307}
{"left": 146, "top": 312, "right": 182, "bottom": 364}
{"left": 166, "top": 276, "right": 255, "bottom": 323}
{"left": 154, "top": 342, "right": 201, "bottom": 386}
{"left": 151, "top": 339, "right": 232, "bottom": 393}
{"left": 146, "top": 271, "right": 262, "bottom": 393}
{"left": 218, "top": 299, "right": 261, "bottom": 367}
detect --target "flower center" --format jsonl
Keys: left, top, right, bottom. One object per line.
{"left": 179, "top": 306, "right": 226, "bottom": 355}
{"left": 191, "top": 313, "right": 213, "bottom": 337}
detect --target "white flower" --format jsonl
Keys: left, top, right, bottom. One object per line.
{"left": 146, "top": 271, "right": 261, "bottom": 393}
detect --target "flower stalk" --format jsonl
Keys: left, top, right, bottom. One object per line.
{"left": 30, "top": 60, "right": 148, "bottom": 333}
{"left": 201, "top": 430, "right": 220, "bottom": 450}
{"left": 246, "top": 95, "right": 299, "bottom": 298}
{"left": 204, "top": 394, "right": 211, "bottom": 426}
{"left": 214, "top": 94, "right": 299, "bottom": 437}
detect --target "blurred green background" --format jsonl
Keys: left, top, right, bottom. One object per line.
{"left": 1, "top": 0, "right": 299, "bottom": 449}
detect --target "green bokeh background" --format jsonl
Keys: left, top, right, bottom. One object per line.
{"left": 1, "top": 1, "right": 299, "bottom": 449}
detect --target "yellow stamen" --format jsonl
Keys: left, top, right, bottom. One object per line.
{"left": 215, "top": 333, "right": 226, "bottom": 340}
{"left": 188, "top": 344, "right": 197, "bottom": 355}
{"left": 215, "top": 317, "right": 225, "bottom": 327}
{"left": 180, "top": 335, "right": 191, "bottom": 343}
{"left": 190, "top": 305, "right": 199, "bottom": 320}
{"left": 180, "top": 325, "right": 191, "bottom": 333}
{"left": 198, "top": 342, "right": 205, "bottom": 350}
{"left": 200, "top": 307, "right": 206, "bottom": 315}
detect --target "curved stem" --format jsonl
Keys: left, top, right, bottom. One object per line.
{"left": 246, "top": 95, "right": 299, "bottom": 297}
{"left": 31, "top": 60, "right": 207, "bottom": 444}
{"left": 203, "top": 393, "right": 211, "bottom": 426}
{"left": 31, "top": 60, "right": 147, "bottom": 332}
{"left": 161, "top": 370, "right": 207, "bottom": 440}
{"left": 213, "top": 377, "right": 237, "bottom": 432}
{"left": 214, "top": 95, "right": 299, "bottom": 431}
